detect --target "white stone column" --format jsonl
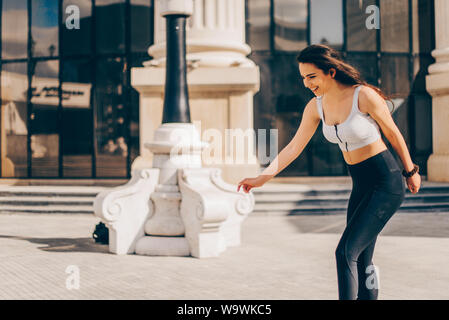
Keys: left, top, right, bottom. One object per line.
{"left": 426, "top": 0, "right": 449, "bottom": 182}
{"left": 132, "top": 0, "right": 261, "bottom": 184}
{"left": 148, "top": 0, "right": 254, "bottom": 68}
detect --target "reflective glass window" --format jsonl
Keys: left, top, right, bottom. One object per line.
{"left": 62, "top": 0, "right": 92, "bottom": 56}
{"left": 345, "top": 52, "right": 378, "bottom": 86}
{"left": 95, "top": 57, "right": 127, "bottom": 177}
{"left": 247, "top": 0, "right": 271, "bottom": 51}
{"left": 274, "top": 0, "right": 308, "bottom": 52}
{"left": 310, "top": 0, "right": 343, "bottom": 50}
{"left": 131, "top": 0, "right": 153, "bottom": 52}
{"left": 30, "top": 60, "right": 60, "bottom": 177}
{"left": 1, "top": 62, "right": 28, "bottom": 177}
{"left": 311, "top": 131, "right": 346, "bottom": 176}
{"left": 346, "top": 0, "right": 377, "bottom": 51}
{"left": 380, "top": 55, "right": 410, "bottom": 97}
{"left": 380, "top": 0, "right": 409, "bottom": 53}
{"left": 96, "top": 0, "right": 125, "bottom": 54}
{"left": 62, "top": 59, "right": 93, "bottom": 177}
{"left": 2, "top": 0, "right": 28, "bottom": 59}
{"left": 31, "top": 0, "right": 59, "bottom": 57}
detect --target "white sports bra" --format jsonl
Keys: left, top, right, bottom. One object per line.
{"left": 316, "top": 85, "right": 381, "bottom": 152}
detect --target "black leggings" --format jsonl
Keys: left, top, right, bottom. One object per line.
{"left": 336, "top": 149, "right": 405, "bottom": 300}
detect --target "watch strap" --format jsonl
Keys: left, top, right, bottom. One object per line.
{"left": 402, "top": 164, "right": 419, "bottom": 178}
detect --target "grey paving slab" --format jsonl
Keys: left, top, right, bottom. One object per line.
{"left": 0, "top": 212, "right": 448, "bottom": 300}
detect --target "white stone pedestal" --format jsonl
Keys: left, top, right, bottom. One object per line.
{"left": 93, "top": 167, "right": 159, "bottom": 255}
{"left": 94, "top": 123, "right": 254, "bottom": 258}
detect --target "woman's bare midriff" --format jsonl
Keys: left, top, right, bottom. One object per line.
{"left": 342, "top": 138, "right": 388, "bottom": 165}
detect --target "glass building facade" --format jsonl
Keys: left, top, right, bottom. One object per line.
{"left": 0, "top": 0, "right": 435, "bottom": 179}
{"left": 1, "top": 0, "right": 153, "bottom": 178}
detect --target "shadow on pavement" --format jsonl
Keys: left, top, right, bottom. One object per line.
{"left": 0, "top": 234, "right": 110, "bottom": 253}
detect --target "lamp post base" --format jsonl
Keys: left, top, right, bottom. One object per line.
{"left": 94, "top": 123, "right": 254, "bottom": 258}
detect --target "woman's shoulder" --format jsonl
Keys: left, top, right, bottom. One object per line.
{"left": 358, "top": 85, "right": 384, "bottom": 101}
{"left": 358, "top": 85, "right": 384, "bottom": 114}
{"left": 306, "top": 96, "right": 319, "bottom": 109}
{"left": 304, "top": 97, "right": 321, "bottom": 121}
{"left": 358, "top": 84, "right": 378, "bottom": 96}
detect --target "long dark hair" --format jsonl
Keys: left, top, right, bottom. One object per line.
{"left": 297, "top": 44, "right": 391, "bottom": 103}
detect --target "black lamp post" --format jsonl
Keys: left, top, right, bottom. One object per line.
{"left": 161, "top": 13, "right": 191, "bottom": 124}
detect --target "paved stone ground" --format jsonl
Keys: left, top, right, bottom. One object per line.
{"left": 0, "top": 211, "right": 449, "bottom": 300}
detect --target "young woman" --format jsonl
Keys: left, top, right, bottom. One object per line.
{"left": 237, "top": 44, "right": 421, "bottom": 300}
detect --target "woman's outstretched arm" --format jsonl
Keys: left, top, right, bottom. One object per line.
{"left": 238, "top": 98, "right": 321, "bottom": 193}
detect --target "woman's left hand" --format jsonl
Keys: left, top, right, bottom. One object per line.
{"left": 406, "top": 173, "right": 421, "bottom": 194}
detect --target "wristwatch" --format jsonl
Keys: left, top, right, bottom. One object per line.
{"left": 402, "top": 164, "right": 419, "bottom": 178}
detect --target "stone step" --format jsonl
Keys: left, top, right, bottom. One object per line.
{"left": 0, "top": 179, "right": 127, "bottom": 187}
{"left": 0, "top": 180, "right": 447, "bottom": 216}
{"left": 253, "top": 184, "right": 351, "bottom": 194}
{"left": 0, "top": 196, "right": 95, "bottom": 206}
{"left": 253, "top": 201, "right": 449, "bottom": 215}
{"left": 255, "top": 200, "right": 449, "bottom": 210}
{"left": 253, "top": 184, "right": 449, "bottom": 195}
{"left": 0, "top": 186, "right": 101, "bottom": 214}
{"left": 254, "top": 193, "right": 449, "bottom": 204}
{"left": 0, "top": 185, "right": 107, "bottom": 198}
{"left": 252, "top": 181, "right": 449, "bottom": 215}
{"left": 0, "top": 183, "right": 129, "bottom": 215}
{"left": 0, "top": 204, "right": 93, "bottom": 214}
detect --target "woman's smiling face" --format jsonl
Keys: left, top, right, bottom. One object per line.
{"left": 299, "top": 62, "right": 333, "bottom": 96}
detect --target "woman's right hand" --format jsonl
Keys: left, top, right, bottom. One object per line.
{"left": 237, "top": 175, "right": 268, "bottom": 193}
